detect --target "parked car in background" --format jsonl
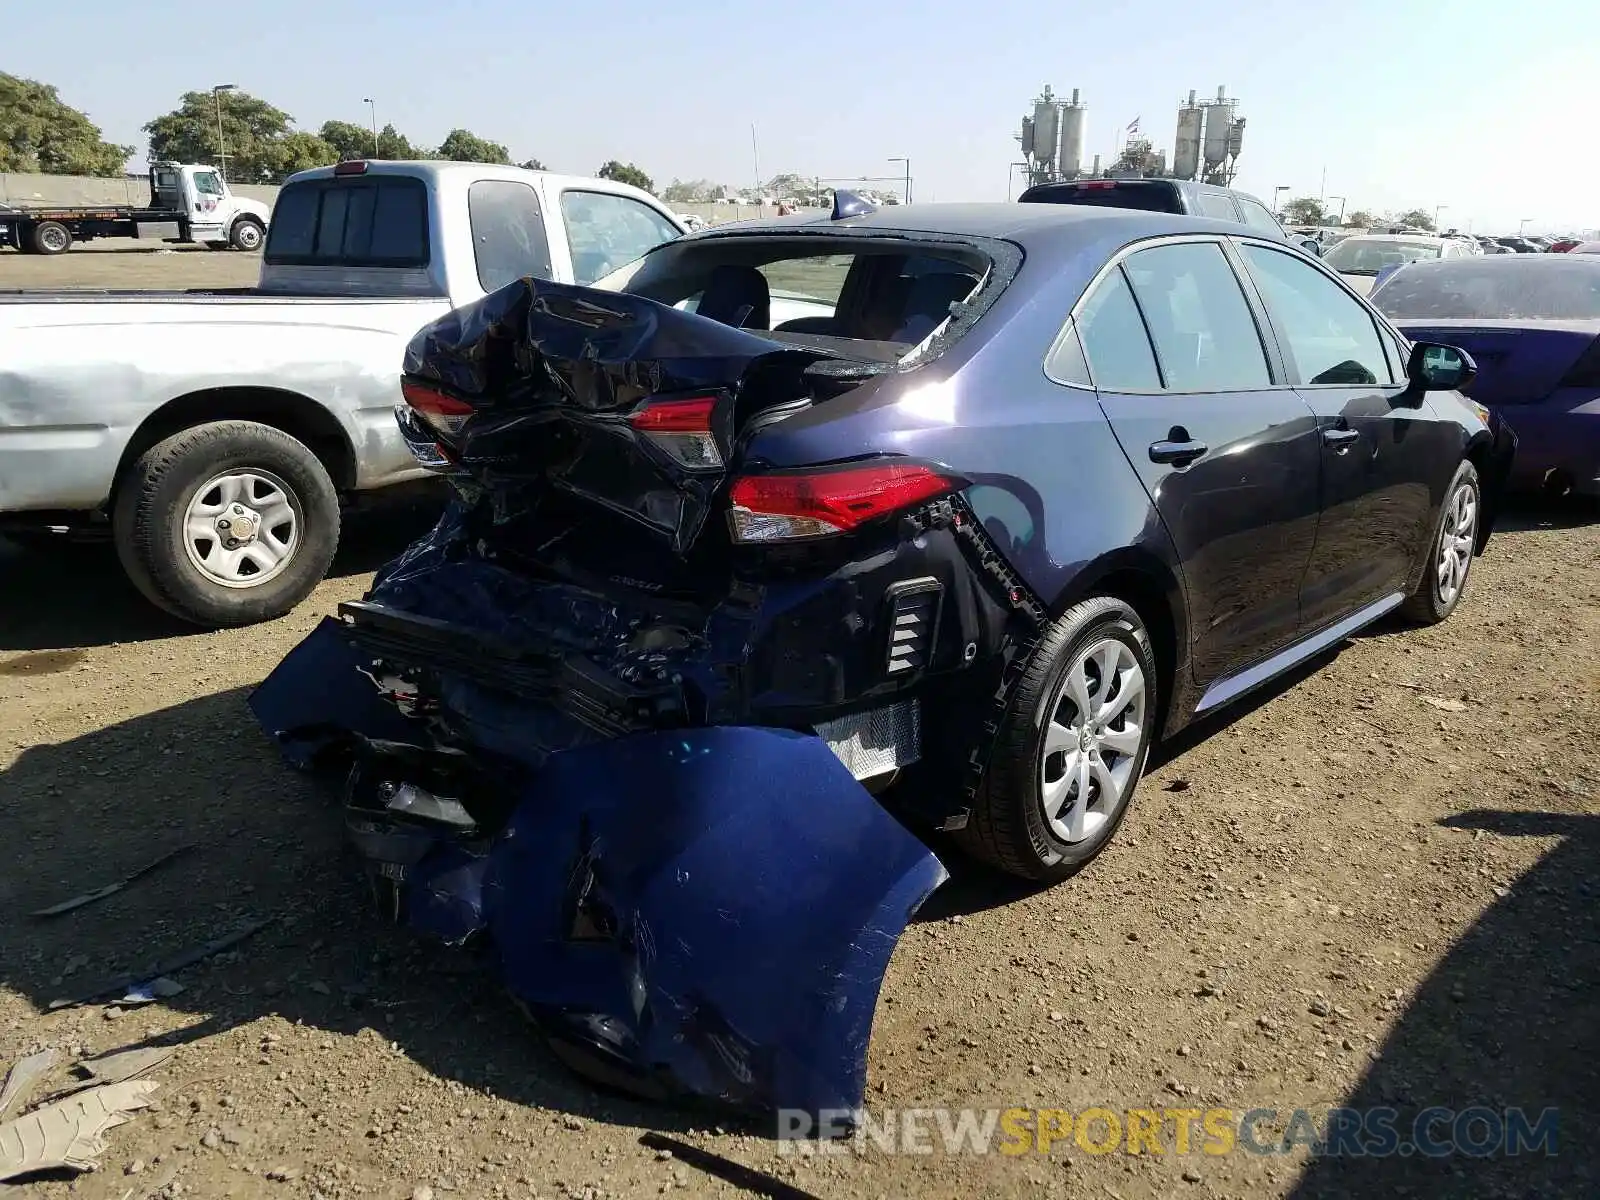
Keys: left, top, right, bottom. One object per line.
{"left": 1494, "top": 237, "right": 1542, "bottom": 254}
{"left": 1370, "top": 254, "right": 1600, "bottom": 497}
{"left": 1570, "top": 241, "right": 1600, "bottom": 255}
{"left": 1016, "top": 177, "right": 1321, "bottom": 253}
{"left": 1548, "top": 238, "right": 1583, "bottom": 253}
{"left": 326, "top": 199, "right": 1518, "bottom": 891}
{"left": 0, "top": 161, "right": 686, "bottom": 627}
{"left": 1323, "top": 234, "right": 1479, "bottom": 295}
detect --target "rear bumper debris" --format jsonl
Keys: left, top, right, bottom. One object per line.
{"left": 249, "top": 617, "right": 947, "bottom": 1120}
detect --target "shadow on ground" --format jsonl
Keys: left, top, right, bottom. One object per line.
{"left": 0, "top": 489, "right": 442, "bottom": 653}
{"left": 1287, "top": 808, "right": 1599, "bottom": 1198}
{"left": 0, "top": 686, "right": 717, "bottom": 1137}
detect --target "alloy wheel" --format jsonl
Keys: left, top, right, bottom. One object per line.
{"left": 1039, "top": 637, "right": 1148, "bottom": 844}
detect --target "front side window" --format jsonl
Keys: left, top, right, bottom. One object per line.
{"left": 560, "top": 191, "right": 682, "bottom": 285}
{"left": 1074, "top": 268, "right": 1161, "bottom": 391}
{"left": 1237, "top": 198, "right": 1285, "bottom": 236}
{"left": 1121, "top": 241, "right": 1271, "bottom": 391}
{"left": 1241, "top": 243, "right": 1392, "bottom": 386}
{"left": 467, "top": 180, "right": 552, "bottom": 293}
{"left": 193, "top": 171, "right": 224, "bottom": 196}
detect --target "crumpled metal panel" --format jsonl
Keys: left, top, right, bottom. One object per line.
{"left": 402, "top": 279, "right": 828, "bottom": 550}
{"left": 481, "top": 725, "right": 947, "bottom": 1117}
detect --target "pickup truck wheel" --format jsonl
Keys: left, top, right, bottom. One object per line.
{"left": 112, "top": 421, "right": 340, "bottom": 628}
{"left": 31, "top": 221, "right": 72, "bottom": 255}
{"left": 229, "top": 217, "right": 265, "bottom": 252}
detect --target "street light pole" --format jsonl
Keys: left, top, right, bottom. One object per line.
{"left": 1272, "top": 185, "right": 1290, "bottom": 217}
{"left": 212, "top": 83, "right": 238, "bottom": 181}
{"left": 363, "top": 98, "right": 378, "bottom": 155}
{"left": 888, "top": 157, "right": 910, "bottom": 204}
{"left": 1519, "top": 217, "right": 1532, "bottom": 234}
{"left": 1326, "top": 195, "right": 1346, "bottom": 225}
{"left": 1435, "top": 204, "right": 1448, "bottom": 231}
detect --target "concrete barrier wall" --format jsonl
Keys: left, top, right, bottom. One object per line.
{"left": 0, "top": 173, "right": 780, "bottom": 227}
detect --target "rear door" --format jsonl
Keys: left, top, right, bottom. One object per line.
{"left": 1234, "top": 241, "right": 1446, "bottom": 628}
{"left": 1070, "top": 237, "right": 1322, "bottom": 687}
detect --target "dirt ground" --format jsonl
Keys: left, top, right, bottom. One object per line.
{"left": 2, "top": 248, "right": 1598, "bottom": 1200}
{"left": 0, "top": 242, "right": 263, "bottom": 289}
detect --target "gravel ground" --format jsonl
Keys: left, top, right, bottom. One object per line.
{"left": 1, "top": 247, "right": 1597, "bottom": 1200}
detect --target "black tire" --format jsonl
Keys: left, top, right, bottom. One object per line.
{"left": 1401, "top": 459, "right": 1481, "bottom": 625}
{"left": 229, "top": 216, "right": 265, "bottom": 252}
{"left": 956, "top": 596, "right": 1159, "bottom": 882}
{"left": 112, "top": 420, "right": 340, "bottom": 628}
{"left": 31, "top": 221, "right": 72, "bottom": 255}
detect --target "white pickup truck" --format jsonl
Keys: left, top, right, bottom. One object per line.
{"left": 0, "top": 160, "right": 687, "bottom": 627}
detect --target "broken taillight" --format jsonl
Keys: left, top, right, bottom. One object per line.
{"left": 401, "top": 378, "right": 474, "bottom": 437}
{"left": 629, "top": 395, "right": 722, "bottom": 470}
{"left": 727, "top": 461, "right": 963, "bottom": 543}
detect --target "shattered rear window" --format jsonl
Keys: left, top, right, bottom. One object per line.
{"left": 598, "top": 233, "right": 1015, "bottom": 365}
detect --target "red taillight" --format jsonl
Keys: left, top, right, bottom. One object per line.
{"left": 1077, "top": 180, "right": 1118, "bottom": 189}
{"left": 334, "top": 159, "right": 368, "bottom": 175}
{"left": 727, "top": 461, "right": 962, "bottom": 543}
{"left": 401, "top": 378, "right": 474, "bottom": 437}
{"left": 629, "top": 394, "right": 722, "bottom": 470}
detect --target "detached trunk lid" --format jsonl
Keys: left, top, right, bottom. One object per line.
{"left": 400, "top": 279, "right": 844, "bottom": 551}
{"left": 1392, "top": 318, "right": 1600, "bottom": 405}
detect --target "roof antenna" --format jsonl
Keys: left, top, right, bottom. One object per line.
{"left": 831, "top": 189, "right": 876, "bottom": 220}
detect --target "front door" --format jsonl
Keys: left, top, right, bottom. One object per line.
{"left": 1074, "top": 238, "right": 1323, "bottom": 686}
{"left": 1234, "top": 242, "right": 1445, "bottom": 629}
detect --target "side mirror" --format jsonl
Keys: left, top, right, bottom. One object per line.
{"left": 1406, "top": 341, "right": 1477, "bottom": 394}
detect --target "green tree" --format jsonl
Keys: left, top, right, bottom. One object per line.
{"left": 1344, "top": 210, "right": 1376, "bottom": 228}
{"left": 596, "top": 160, "right": 654, "bottom": 192}
{"left": 1282, "top": 197, "right": 1326, "bottom": 225}
{"left": 269, "top": 130, "right": 339, "bottom": 178}
{"left": 319, "top": 120, "right": 418, "bottom": 162}
{"left": 518, "top": 157, "right": 546, "bottom": 171}
{"left": 1396, "top": 208, "right": 1436, "bottom": 231}
{"left": 435, "top": 129, "right": 510, "bottom": 163}
{"left": 144, "top": 89, "right": 298, "bottom": 183}
{"left": 0, "top": 73, "right": 132, "bottom": 176}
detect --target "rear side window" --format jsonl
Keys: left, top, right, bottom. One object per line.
{"left": 265, "top": 177, "right": 428, "bottom": 267}
{"left": 560, "top": 190, "right": 682, "bottom": 285}
{"left": 1237, "top": 198, "right": 1285, "bottom": 236}
{"left": 1075, "top": 268, "right": 1161, "bottom": 390}
{"left": 1123, "top": 242, "right": 1271, "bottom": 391}
{"left": 467, "top": 180, "right": 552, "bottom": 293}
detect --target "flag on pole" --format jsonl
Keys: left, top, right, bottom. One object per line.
{"left": 1127, "top": 116, "right": 1141, "bottom": 134}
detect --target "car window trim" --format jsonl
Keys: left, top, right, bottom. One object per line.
{"left": 1053, "top": 232, "right": 1288, "bottom": 396}
{"left": 1231, "top": 236, "right": 1405, "bottom": 389}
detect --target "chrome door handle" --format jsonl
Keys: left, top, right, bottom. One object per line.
{"left": 1149, "top": 439, "right": 1208, "bottom": 466}
{"left": 1323, "top": 428, "right": 1360, "bottom": 448}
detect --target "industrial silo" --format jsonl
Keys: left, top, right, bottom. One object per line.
{"left": 1057, "top": 88, "right": 1086, "bottom": 179}
{"left": 1020, "top": 115, "right": 1036, "bottom": 159}
{"left": 1032, "top": 88, "right": 1059, "bottom": 173}
{"left": 1202, "top": 85, "right": 1234, "bottom": 172}
{"left": 1173, "top": 89, "right": 1204, "bottom": 181}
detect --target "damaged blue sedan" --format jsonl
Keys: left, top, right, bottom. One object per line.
{"left": 252, "top": 195, "right": 1515, "bottom": 1123}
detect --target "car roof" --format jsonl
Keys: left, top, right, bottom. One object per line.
{"left": 682, "top": 200, "right": 1259, "bottom": 250}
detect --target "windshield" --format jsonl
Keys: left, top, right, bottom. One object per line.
{"left": 590, "top": 234, "right": 1005, "bottom": 364}
{"left": 1370, "top": 258, "right": 1600, "bottom": 320}
{"left": 1324, "top": 239, "right": 1442, "bottom": 276}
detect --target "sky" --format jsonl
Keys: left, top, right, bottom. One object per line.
{"left": 14, "top": 0, "right": 1600, "bottom": 235}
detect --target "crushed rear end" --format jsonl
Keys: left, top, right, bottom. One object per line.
{"left": 250, "top": 257, "right": 1038, "bottom": 1120}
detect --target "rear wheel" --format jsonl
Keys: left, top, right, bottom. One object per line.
{"left": 1402, "top": 459, "right": 1480, "bottom": 625}
{"left": 229, "top": 216, "right": 265, "bottom": 252}
{"left": 112, "top": 421, "right": 340, "bottom": 628}
{"left": 31, "top": 221, "right": 72, "bottom": 255}
{"left": 956, "top": 596, "right": 1158, "bottom": 882}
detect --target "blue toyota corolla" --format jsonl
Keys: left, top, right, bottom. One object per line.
{"left": 252, "top": 196, "right": 1516, "bottom": 1121}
